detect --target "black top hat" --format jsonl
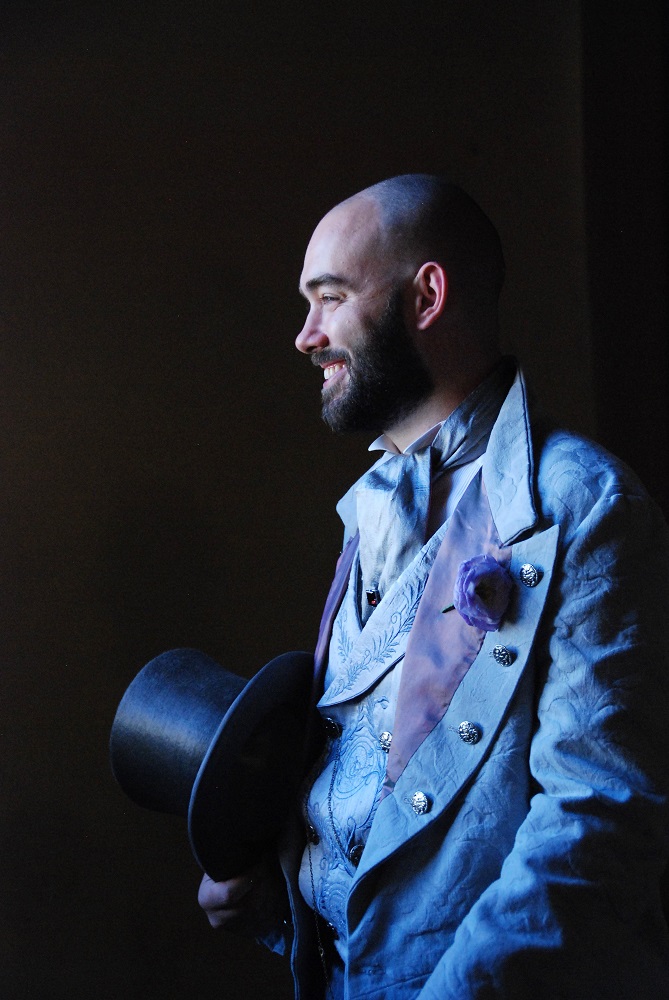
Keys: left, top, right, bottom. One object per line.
{"left": 110, "top": 648, "right": 314, "bottom": 881}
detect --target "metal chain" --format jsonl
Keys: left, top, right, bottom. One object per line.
{"left": 307, "top": 841, "right": 335, "bottom": 1000}
{"left": 303, "top": 729, "right": 345, "bottom": 999}
{"left": 326, "top": 737, "right": 349, "bottom": 861}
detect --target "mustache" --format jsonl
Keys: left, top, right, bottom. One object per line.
{"left": 310, "top": 348, "right": 353, "bottom": 369}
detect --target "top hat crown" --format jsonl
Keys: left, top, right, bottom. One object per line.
{"left": 110, "top": 647, "right": 314, "bottom": 880}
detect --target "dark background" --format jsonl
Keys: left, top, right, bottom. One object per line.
{"left": 1, "top": 2, "right": 666, "bottom": 998}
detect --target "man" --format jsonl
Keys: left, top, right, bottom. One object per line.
{"left": 199, "top": 175, "right": 669, "bottom": 998}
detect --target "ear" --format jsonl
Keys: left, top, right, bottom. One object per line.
{"left": 412, "top": 262, "right": 448, "bottom": 330}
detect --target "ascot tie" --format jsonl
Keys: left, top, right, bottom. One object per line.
{"left": 356, "top": 449, "right": 432, "bottom": 623}
{"left": 354, "top": 357, "right": 516, "bottom": 624}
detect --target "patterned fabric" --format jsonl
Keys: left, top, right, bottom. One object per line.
{"left": 298, "top": 362, "right": 515, "bottom": 957}
{"left": 277, "top": 365, "right": 669, "bottom": 1000}
{"left": 356, "top": 447, "right": 432, "bottom": 624}
{"left": 299, "top": 518, "right": 450, "bottom": 952}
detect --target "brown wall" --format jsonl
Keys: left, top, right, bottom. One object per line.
{"left": 1, "top": 3, "right": 665, "bottom": 998}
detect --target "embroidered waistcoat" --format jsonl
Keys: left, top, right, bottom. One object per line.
{"left": 298, "top": 518, "right": 451, "bottom": 953}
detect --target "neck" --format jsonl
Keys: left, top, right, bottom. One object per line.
{"left": 382, "top": 355, "right": 503, "bottom": 452}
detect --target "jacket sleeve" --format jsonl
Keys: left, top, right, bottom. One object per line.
{"left": 418, "top": 481, "right": 669, "bottom": 998}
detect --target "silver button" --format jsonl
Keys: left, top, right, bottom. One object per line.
{"left": 379, "top": 731, "right": 393, "bottom": 753}
{"left": 348, "top": 844, "right": 364, "bottom": 867}
{"left": 458, "top": 721, "right": 481, "bottom": 745}
{"left": 519, "top": 563, "right": 541, "bottom": 587}
{"left": 411, "top": 791, "right": 430, "bottom": 815}
{"left": 491, "top": 644, "right": 515, "bottom": 666}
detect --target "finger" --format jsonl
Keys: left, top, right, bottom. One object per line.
{"left": 204, "top": 903, "right": 247, "bottom": 929}
{"left": 198, "top": 871, "right": 255, "bottom": 911}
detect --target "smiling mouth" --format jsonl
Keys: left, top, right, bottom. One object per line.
{"left": 323, "top": 362, "right": 346, "bottom": 381}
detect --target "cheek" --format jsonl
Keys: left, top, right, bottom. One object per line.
{"left": 338, "top": 311, "right": 371, "bottom": 355}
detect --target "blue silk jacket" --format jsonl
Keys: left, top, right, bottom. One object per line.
{"left": 278, "top": 367, "right": 669, "bottom": 999}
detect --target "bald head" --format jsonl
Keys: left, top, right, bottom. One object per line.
{"left": 340, "top": 174, "right": 505, "bottom": 316}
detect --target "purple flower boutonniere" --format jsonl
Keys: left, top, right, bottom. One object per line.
{"left": 443, "top": 554, "right": 513, "bottom": 631}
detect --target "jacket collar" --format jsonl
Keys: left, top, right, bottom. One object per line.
{"left": 482, "top": 364, "right": 538, "bottom": 545}
{"left": 336, "top": 356, "right": 522, "bottom": 544}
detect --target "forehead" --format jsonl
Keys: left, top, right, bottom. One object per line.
{"left": 300, "top": 196, "right": 388, "bottom": 290}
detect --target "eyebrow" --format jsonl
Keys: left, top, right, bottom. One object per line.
{"left": 300, "top": 273, "right": 350, "bottom": 296}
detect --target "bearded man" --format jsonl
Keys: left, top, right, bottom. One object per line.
{"left": 199, "top": 175, "right": 669, "bottom": 999}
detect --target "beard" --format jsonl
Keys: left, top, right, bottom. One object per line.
{"left": 313, "top": 289, "right": 434, "bottom": 435}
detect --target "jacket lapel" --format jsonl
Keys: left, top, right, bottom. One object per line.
{"left": 384, "top": 470, "right": 509, "bottom": 792}
{"left": 312, "top": 532, "right": 359, "bottom": 698}
{"left": 358, "top": 522, "right": 561, "bottom": 876}
{"left": 384, "top": 365, "right": 547, "bottom": 792}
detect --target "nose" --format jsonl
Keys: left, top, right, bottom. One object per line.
{"left": 295, "top": 308, "right": 329, "bottom": 354}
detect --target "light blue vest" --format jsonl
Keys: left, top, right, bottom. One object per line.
{"left": 298, "top": 517, "right": 450, "bottom": 955}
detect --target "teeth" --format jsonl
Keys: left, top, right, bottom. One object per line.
{"left": 324, "top": 362, "right": 345, "bottom": 380}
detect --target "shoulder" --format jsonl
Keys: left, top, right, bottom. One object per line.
{"left": 530, "top": 422, "right": 669, "bottom": 582}
{"left": 534, "top": 423, "right": 657, "bottom": 525}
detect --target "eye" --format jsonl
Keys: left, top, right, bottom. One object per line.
{"left": 321, "top": 293, "right": 340, "bottom": 304}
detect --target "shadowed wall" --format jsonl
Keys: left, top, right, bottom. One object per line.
{"left": 1, "top": 2, "right": 665, "bottom": 998}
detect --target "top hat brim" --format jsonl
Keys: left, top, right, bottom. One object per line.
{"left": 187, "top": 649, "right": 314, "bottom": 881}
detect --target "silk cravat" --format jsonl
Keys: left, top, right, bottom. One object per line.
{"left": 355, "top": 358, "right": 516, "bottom": 623}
